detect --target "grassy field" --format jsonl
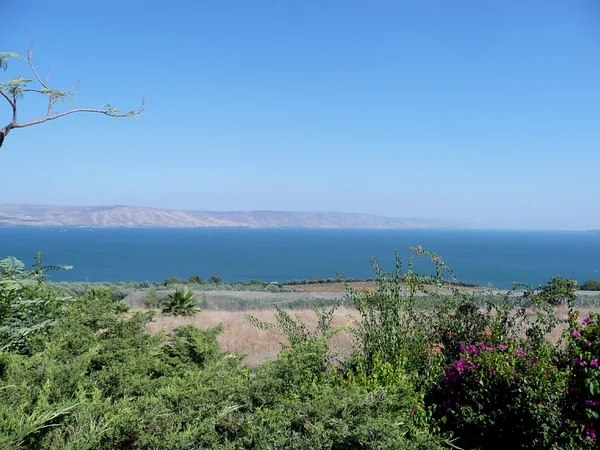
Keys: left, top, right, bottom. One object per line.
{"left": 146, "top": 306, "right": 358, "bottom": 366}
{"left": 5, "top": 254, "right": 600, "bottom": 448}
{"left": 142, "top": 296, "right": 600, "bottom": 366}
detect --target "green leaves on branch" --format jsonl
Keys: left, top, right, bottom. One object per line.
{"left": 0, "top": 254, "right": 72, "bottom": 353}
{"left": 0, "top": 77, "right": 32, "bottom": 99}
{"left": 0, "top": 52, "right": 23, "bottom": 71}
{"left": 40, "top": 87, "right": 76, "bottom": 104}
{"left": 1, "top": 47, "right": 144, "bottom": 149}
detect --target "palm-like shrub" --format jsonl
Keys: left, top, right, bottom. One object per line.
{"left": 0, "top": 254, "right": 71, "bottom": 353}
{"left": 161, "top": 286, "right": 200, "bottom": 316}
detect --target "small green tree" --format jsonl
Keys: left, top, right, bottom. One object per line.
{"left": 163, "top": 276, "right": 184, "bottom": 286}
{"left": 210, "top": 273, "right": 223, "bottom": 285}
{"left": 162, "top": 286, "right": 200, "bottom": 316}
{"left": 0, "top": 253, "right": 71, "bottom": 352}
{"left": 580, "top": 279, "right": 600, "bottom": 291}
{"left": 188, "top": 275, "right": 205, "bottom": 284}
{"left": 0, "top": 48, "right": 143, "bottom": 149}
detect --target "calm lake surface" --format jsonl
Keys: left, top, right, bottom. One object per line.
{"left": 1, "top": 227, "right": 599, "bottom": 288}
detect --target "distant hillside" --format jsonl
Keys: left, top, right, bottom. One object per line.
{"left": 0, "top": 204, "right": 449, "bottom": 229}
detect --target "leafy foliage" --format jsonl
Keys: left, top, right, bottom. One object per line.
{"left": 0, "top": 254, "right": 71, "bottom": 354}
{"left": 246, "top": 303, "right": 345, "bottom": 349}
{"left": 429, "top": 342, "right": 571, "bottom": 449}
{"left": 344, "top": 247, "right": 456, "bottom": 377}
{"left": 0, "top": 52, "right": 24, "bottom": 71}
{"left": 210, "top": 273, "right": 223, "bottom": 285}
{"left": 563, "top": 311, "right": 600, "bottom": 444}
{"left": 580, "top": 279, "right": 600, "bottom": 291}
{"left": 0, "top": 47, "right": 143, "bottom": 149}
{"left": 0, "top": 285, "right": 443, "bottom": 449}
{"left": 189, "top": 274, "right": 205, "bottom": 284}
{"left": 1, "top": 249, "right": 599, "bottom": 448}
{"left": 161, "top": 286, "right": 200, "bottom": 316}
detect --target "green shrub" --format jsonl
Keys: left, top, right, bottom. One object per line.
{"left": 163, "top": 324, "right": 224, "bottom": 369}
{"left": 344, "top": 247, "right": 456, "bottom": 378}
{"left": 243, "top": 339, "right": 446, "bottom": 449}
{"left": 0, "top": 255, "right": 71, "bottom": 354}
{"left": 563, "top": 311, "right": 600, "bottom": 446}
{"left": 210, "top": 273, "right": 223, "bottom": 285}
{"left": 0, "top": 284, "right": 447, "bottom": 449}
{"left": 580, "top": 280, "right": 600, "bottom": 291}
{"left": 49, "top": 281, "right": 146, "bottom": 302}
{"left": 246, "top": 303, "right": 343, "bottom": 349}
{"left": 428, "top": 341, "right": 571, "bottom": 449}
{"left": 163, "top": 276, "right": 185, "bottom": 286}
{"left": 161, "top": 286, "right": 200, "bottom": 316}
{"left": 188, "top": 274, "right": 205, "bottom": 284}
{"left": 2, "top": 247, "right": 594, "bottom": 448}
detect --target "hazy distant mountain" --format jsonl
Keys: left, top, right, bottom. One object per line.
{"left": 0, "top": 204, "right": 450, "bottom": 229}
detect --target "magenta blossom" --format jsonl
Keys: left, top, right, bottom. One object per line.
{"left": 572, "top": 331, "right": 582, "bottom": 339}
{"left": 463, "top": 343, "right": 479, "bottom": 355}
{"left": 592, "top": 359, "right": 599, "bottom": 368}
{"left": 583, "top": 317, "right": 592, "bottom": 325}
{"left": 513, "top": 348, "right": 526, "bottom": 358}
{"left": 585, "top": 400, "right": 599, "bottom": 407}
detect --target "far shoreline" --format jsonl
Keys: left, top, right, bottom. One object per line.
{"left": 0, "top": 224, "right": 594, "bottom": 233}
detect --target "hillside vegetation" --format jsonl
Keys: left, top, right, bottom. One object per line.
{"left": 1, "top": 249, "right": 600, "bottom": 449}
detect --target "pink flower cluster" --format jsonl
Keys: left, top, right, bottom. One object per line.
{"left": 573, "top": 357, "right": 599, "bottom": 368}
{"left": 569, "top": 315, "right": 599, "bottom": 441}
{"left": 570, "top": 316, "right": 598, "bottom": 368}
{"left": 441, "top": 341, "right": 540, "bottom": 409}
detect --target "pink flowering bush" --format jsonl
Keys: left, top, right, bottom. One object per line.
{"left": 345, "top": 250, "right": 592, "bottom": 448}
{"left": 427, "top": 340, "right": 572, "bottom": 449}
{"left": 564, "top": 311, "right": 600, "bottom": 444}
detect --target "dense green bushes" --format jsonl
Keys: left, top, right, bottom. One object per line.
{"left": 0, "top": 286, "right": 443, "bottom": 449}
{"left": 2, "top": 250, "right": 600, "bottom": 448}
{"left": 580, "top": 279, "right": 600, "bottom": 291}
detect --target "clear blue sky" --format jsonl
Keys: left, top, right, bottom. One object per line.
{"left": 2, "top": 1, "right": 599, "bottom": 230}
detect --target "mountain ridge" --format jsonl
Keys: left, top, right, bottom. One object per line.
{"left": 0, "top": 204, "right": 449, "bottom": 229}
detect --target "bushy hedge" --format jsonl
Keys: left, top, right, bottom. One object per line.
{"left": 2, "top": 249, "right": 600, "bottom": 448}
{"left": 580, "top": 279, "right": 600, "bottom": 291}
{"left": 0, "top": 291, "right": 442, "bottom": 449}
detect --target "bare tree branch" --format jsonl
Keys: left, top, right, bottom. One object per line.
{"left": 0, "top": 47, "right": 144, "bottom": 148}
{"left": 27, "top": 47, "right": 50, "bottom": 90}
{"left": 13, "top": 102, "right": 145, "bottom": 129}
{"left": 11, "top": 94, "right": 17, "bottom": 123}
{"left": 0, "top": 89, "right": 14, "bottom": 108}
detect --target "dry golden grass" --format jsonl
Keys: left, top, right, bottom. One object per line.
{"left": 146, "top": 307, "right": 359, "bottom": 366}
{"left": 144, "top": 304, "right": 600, "bottom": 366}
{"left": 289, "top": 281, "right": 376, "bottom": 293}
